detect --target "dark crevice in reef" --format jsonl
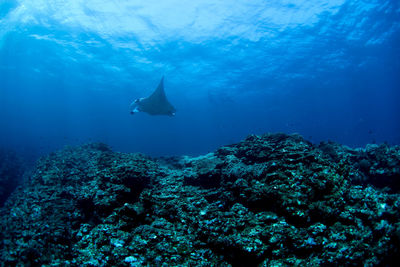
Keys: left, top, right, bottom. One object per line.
{"left": 0, "top": 133, "right": 399, "bottom": 266}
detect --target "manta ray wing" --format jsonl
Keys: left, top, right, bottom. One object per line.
{"left": 138, "top": 76, "right": 176, "bottom": 116}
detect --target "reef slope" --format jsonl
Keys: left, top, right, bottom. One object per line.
{"left": 0, "top": 134, "right": 399, "bottom": 266}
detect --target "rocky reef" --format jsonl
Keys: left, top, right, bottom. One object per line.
{"left": 0, "top": 134, "right": 399, "bottom": 266}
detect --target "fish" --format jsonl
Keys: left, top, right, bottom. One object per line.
{"left": 130, "top": 76, "right": 176, "bottom": 116}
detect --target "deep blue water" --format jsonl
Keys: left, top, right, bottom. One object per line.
{"left": 0, "top": 0, "right": 399, "bottom": 163}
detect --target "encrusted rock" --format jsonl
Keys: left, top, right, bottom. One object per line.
{"left": 0, "top": 134, "right": 399, "bottom": 266}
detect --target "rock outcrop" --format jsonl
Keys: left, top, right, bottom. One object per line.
{"left": 1, "top": 134, "right": 399, "bottom": 266}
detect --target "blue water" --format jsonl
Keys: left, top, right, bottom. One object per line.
{"left": 0, "top": 0, "right": 399, "bottom": 163}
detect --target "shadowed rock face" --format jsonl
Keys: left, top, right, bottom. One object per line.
{"left": 0, "top": 134, "right": 399, "bottom": 266}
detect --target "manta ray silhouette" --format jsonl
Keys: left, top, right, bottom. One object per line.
{"left": 130, "top": 76, "right": 176, "bottom": 116}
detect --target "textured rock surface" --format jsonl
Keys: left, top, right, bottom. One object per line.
{"left": 0, "top": 134, "right": 399, "bottom": 266}
{"left": 318, "top": 141, "right": 400, "bottom": 192}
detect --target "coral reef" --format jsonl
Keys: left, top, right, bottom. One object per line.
{"left": 319, "top": 141, "right": 400, "bottom": 192}
{"left": 0, "top": 134, "right": 399, "bottom": 266}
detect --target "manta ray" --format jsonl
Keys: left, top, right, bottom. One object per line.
{"left": 130, "top": 76, "right": 176, "bottom": 116}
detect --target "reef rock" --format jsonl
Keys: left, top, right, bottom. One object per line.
{"left": 0, "top": 134, "right": 399, "bottom": 266}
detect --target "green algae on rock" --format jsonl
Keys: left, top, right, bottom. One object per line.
{"left": 0, "top": 134, "right": 399, "bottom": 266}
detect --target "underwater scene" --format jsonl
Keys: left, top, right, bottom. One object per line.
{"left": 0, "top": 0, "right": 399, "bottom": 266}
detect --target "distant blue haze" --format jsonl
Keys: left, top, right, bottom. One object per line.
{"left": 0, "top": 0, "right": 399, "bottom": 163}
